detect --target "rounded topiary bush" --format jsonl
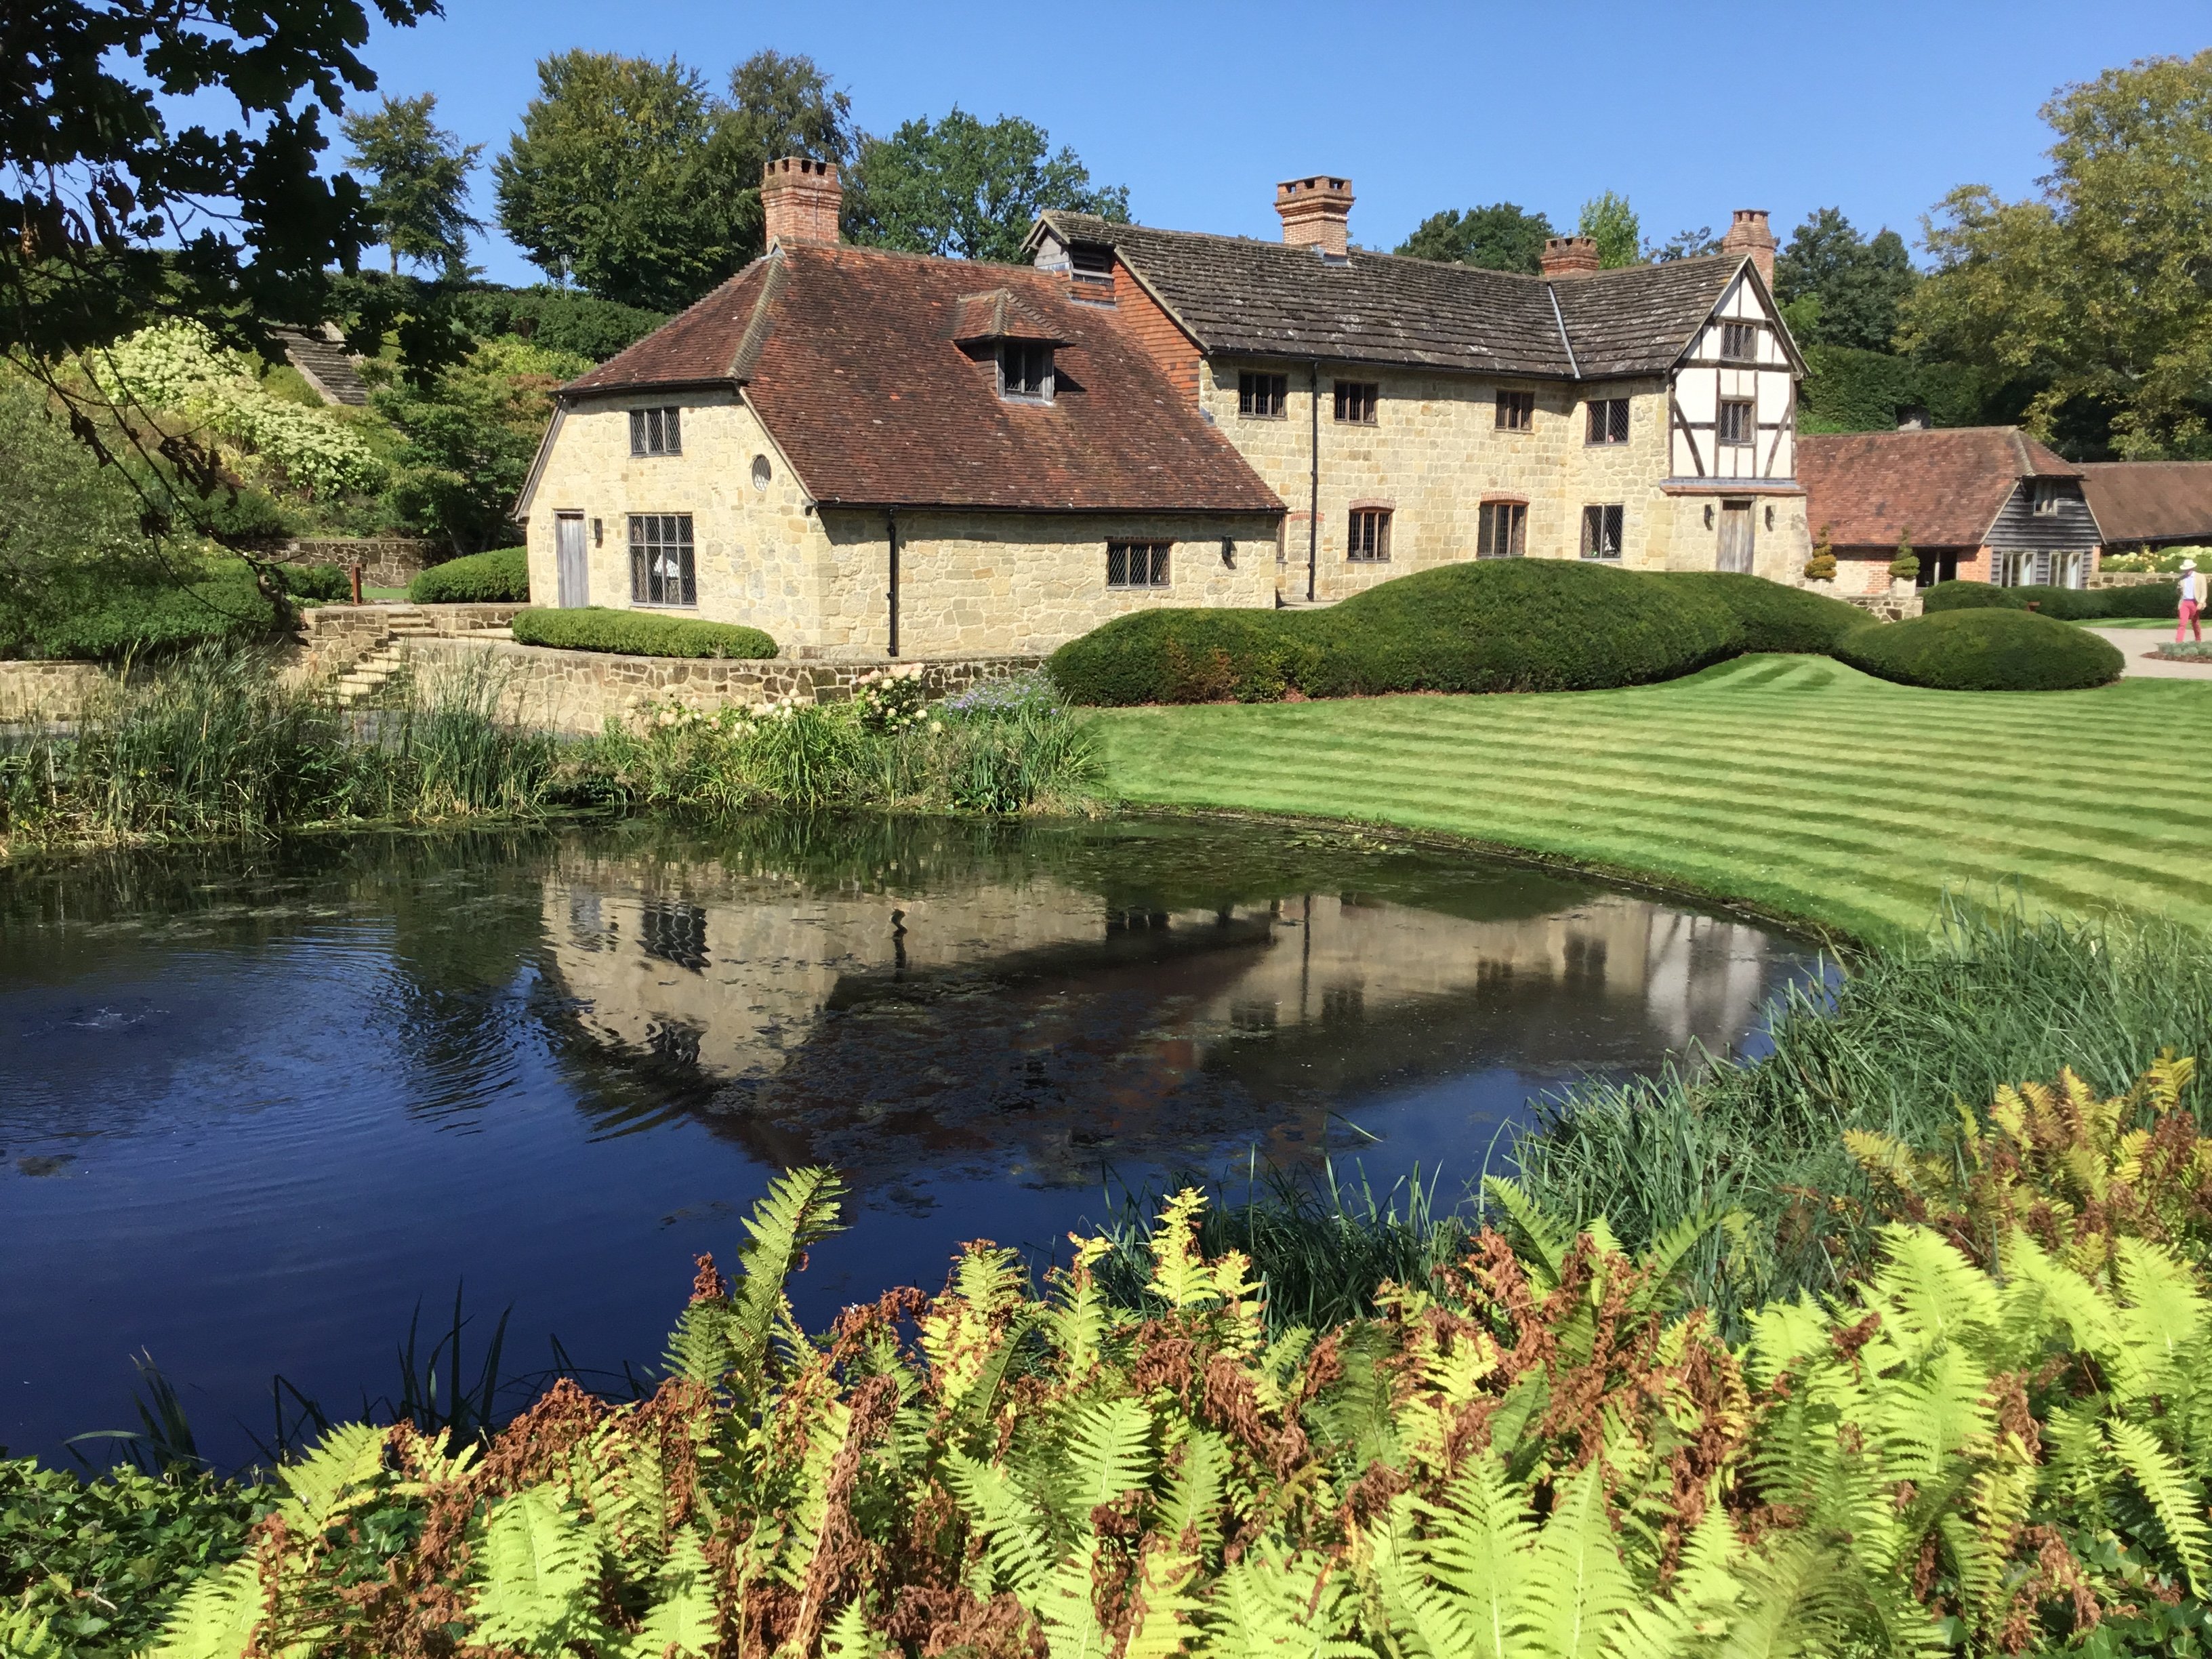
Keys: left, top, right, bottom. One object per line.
{"left": 1835, "top": 608, "right": 2123, "bottom": 691}
{"left": 408, "top": 547, "right": 529, "bottom": 604}
{"left": 1308, "top": 558, "right": 1736, "bottom": 697}
{"left": 1654, "top": 572, "right": 1875, "bottom": 654}
{"left": 1046, "top": 609, "right": 1324, "bottom": 705}
{"left": 510, "top": 607, "right": 776, "bottom": 659}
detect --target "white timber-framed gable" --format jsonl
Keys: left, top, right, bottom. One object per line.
{"left": 1666, "top": 265, "right": 1803, "bottom": 485}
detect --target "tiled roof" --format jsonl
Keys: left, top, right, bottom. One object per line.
{"left": 949, "top": 287, "right": 1065, "bottom": 344}
{"left": 1038, "top": 211, "right": 1746, "bottom": 380}
{"left": 1799, "top": 428, "right": 2078, "bottom": 550}
{"left": 2077, "top": 462, "right": 2212, "bottom": 545}
{"left": 563, "top": 245, "right": 1279, "bottom": 515}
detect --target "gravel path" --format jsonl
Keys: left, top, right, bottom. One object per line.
{"left": 2083, "top": 626, "right": 2212, "bottom": 678}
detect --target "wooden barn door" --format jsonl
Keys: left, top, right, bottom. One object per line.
{"left": 1717, "top": 501, "right": 1755, "bottom": 573}
{"left": 556, "top": 512, "right": 588, "bottom": 607}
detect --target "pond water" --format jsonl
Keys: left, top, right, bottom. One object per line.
{"left": 1, "top": 817, "right": 1825, "bottom": 1467}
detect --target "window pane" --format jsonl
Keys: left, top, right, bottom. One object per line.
{"left": 1107, "top": 546, "right": 1128, "bottom": 586}
{"left": 664, "top": 408, "right": 680, "bottom": 453}
{"left": 1610, "top": 400, "right": 1629, "bottom": 442}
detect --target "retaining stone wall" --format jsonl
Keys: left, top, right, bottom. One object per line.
{"left": 0, "top": 660, "right": 123, "bottom": 720}
{"left": 2091, "top": 571, "right": 2179, "bottom": 590}
{"left": 394, "top": 636, "right": 1044, "bottom": 735}
{"left": 291, "top": 603, "right": 526, "bottom": 680}
{"left": 1843, "top": 588, "right": 1925, "bottom": 622}
{"left": 283, "top": 538, "right": 438, "bottom": 588}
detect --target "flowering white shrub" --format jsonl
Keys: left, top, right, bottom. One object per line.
{"left": 90, "top": 321, "right": 386, "bottom": 499}
{"left": 852, "top": 662, "right": 928, "bottom": 733}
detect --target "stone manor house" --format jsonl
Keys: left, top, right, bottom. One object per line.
{"left": 517, "top": 158, "right": 1810, "bottom": 659}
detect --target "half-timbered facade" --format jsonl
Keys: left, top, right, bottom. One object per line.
{"left": 1029, "top": 192, "right": 1812, "bottom": 601}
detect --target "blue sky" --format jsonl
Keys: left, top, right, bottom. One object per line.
{"left": 342, "top": 0, "right": 2209, "bottom": 287}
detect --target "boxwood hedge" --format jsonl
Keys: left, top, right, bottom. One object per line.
{"left": 1835, "top": 607, "right": 2124, "bottom": 691}
{"left": 1050, "top": 560, "right": 1881, "bottom": 705}
{"left": 407, "top": 547, "right": 529, "bottom": 605}
{"left": 1921, "top": 579, "right": 2179, "bottom": 621}
{"left": 510, "top": 606, "right": 777, "bottom": 659}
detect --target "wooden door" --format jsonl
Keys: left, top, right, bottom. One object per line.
{"left": 556, "top": 513, "right": 588, "bottom": 607}
{"left": 1717, "top": 501, "right": 1754, "bottom": 573}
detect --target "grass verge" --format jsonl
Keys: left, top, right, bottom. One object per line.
{"left": 1094, "top": 653, "right": 2212, "bottom": 942}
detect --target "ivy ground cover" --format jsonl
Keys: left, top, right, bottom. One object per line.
{"left": 1092, "top": 654, "right": 2212, "bottom": 943}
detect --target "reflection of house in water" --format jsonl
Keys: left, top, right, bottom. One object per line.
{"left": 540, "top": 864, "right": 1800, "bottom": 1193}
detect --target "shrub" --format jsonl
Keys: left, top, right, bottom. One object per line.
{"left": 5, "top": 562, "right": 281, "bottom": 662}
{"left": 1836, "top": 606, "right": 2123, "bottom": 690}
{"left": 510, "top": 606, "right": 775, "bottom": 659}
{"left": 1654, "top": 570, "right": 1874, "bottom": 653}
{"left": 273, "top": 562, "right": 350, "bottom": 601}
{"left": 407, "top": 546, "right": 529, "bottom": 604}
{"left": 1923, "top": 578, "right": 2181, "bottom": 621}
{"left": 447, "top": 287, "right": 668, "bottom": 362}
{"left": 1047, "top": 608, "right": 1324, "bottom": 705}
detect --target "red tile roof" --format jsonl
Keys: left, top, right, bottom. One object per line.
{"left": 564, "top": 245, "right": 1280, "bottom": 515}
{"left": 1798, "top": 427, "right": 2078, "bottom": 550}
{"left": 2077, "top": 462, "right": 2212, "bottom": 546}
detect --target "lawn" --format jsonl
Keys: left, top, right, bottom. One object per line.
{"left": 1092, "top": 652, "right": 2212, "bottom": 942}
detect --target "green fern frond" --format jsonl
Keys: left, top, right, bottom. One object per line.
{"left": 468, "top": 1484, "right": 609, "bottom": 1656}
{"left": 1481, "top": 1176, "right": 1570, "bottom": 1290}
{"left": 1197, "top": 1538, "right": 1366, "bottom": 1659}
{"left": 1148, "top": 1187, "right": 1219, "bottom": 1311}
{"left": 1519, "top": 1462, "right": 1635, "bottom": 1659}
{"left": 945, "top": 1449, "right": 1056, "bottom": 1596}
{"left": 623, "top": 1525, "right": 717, "bottom": 1659}
{"left": 728, "top": 1166, "right": 849, "bottom": 1384}
{"left": 1868, "top": 1225, "right": 1999, "bottom": 1361}
{"left": 276, "top": 1419, "right": 389, "bottom": 1534}
{"left": 1046, "top": 1234, "right": 1112, "bottom": 1381}
{"left": 1162, "top": 1427, "right": 1230, "bottom": 1560}
{"left": 1123, "top": 1540, "right": 1203, "bottom": 1659}
{"left": 1035, "top": 1551, "right": 1113, "bottom": 1659}
{"left": 1062, "top": 1394, "right": 1155, "bottom": 1519}
{"left": 821, "top": 1597, "right": 876, "bottom": 1659}
{"left": 1875, "top": 1345, "right": 1993, "bottom": 1483}
{"left": 1413, "top": 1450, "right": 1534, "bottom": 1659}
{"left": 2112, "top": 1237, "right": 2209, "bottom": 1400}
{"left": 144, "top": 1555, "right": 264, "bottom": 1659}
{"left": 2108, "top": 1418, "right": 2212, "bottom": 1597}
{"left": 1632, "top": 1206, "right": 1744, "bottom": 1313}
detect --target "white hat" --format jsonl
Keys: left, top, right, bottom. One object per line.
{"left": 2185, "top": 558, "right": 2199, "bottom": 571}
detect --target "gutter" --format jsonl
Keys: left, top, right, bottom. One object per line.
{"left": 1308, "top": 361, "right": 1320, "bottom": 602}
{"left": 886, "top": 506, "right": 901, "bottom": 659}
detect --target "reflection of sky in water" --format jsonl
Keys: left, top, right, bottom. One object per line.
{"left": 0, "top": 819, "right": 1828, "bottom": 1467}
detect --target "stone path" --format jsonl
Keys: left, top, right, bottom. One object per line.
{"left": 2083, "top": 626, "right": 2212, "bottom": 680}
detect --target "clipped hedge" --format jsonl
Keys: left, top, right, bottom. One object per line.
{"left": 510, "top": 606, "right": 777, "bottom": 659}
{"left": 1922, "top": 578, "right": 2180, "bottom": 621}
{"left": 1835, "top": 607, "right": 2123, "bottom": 691}
{"left": 4, "top": 561, "right": 282, "bottom": 662}
{"left": 1051, "top": 560, "right": 1884, "bottom": 705}
{"left": 407, "top": 546, "right": 529, "bottom": 604}
{"left": 274, "top": 562, "right": 350, "bottom": 600}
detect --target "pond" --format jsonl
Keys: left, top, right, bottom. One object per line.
{"left": 1, "top": 816, "right": 1826, "bottom": 1468}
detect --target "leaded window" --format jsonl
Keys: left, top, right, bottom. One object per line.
{"left": 1719, "top": 322, "right": 1758, "bottom": 362}
{"left": 1580, "top": 504, "right": 1624, "bottom": 560}
{"left": 1348, "top": 508, "right": 1391, "bottom": 562}
{"left": 1000, "top": 342, "right": 1054, "bottom": 399}
{"left": 1496, "top": 390, "right": 1535, "bottom": 431}
{"left": 1586, "top": 398, "right": 1630, "bottom": 444}
{"left": 630, "top": 406, "right": 682, "bottom": 456}
{"left": 629, "top": 513, "right": 697, "bottom": 607}
{"left": 1717, "top": 398, "right": 1757, "bottom": 447}
{"left": 1333, "top": 381, "right": 1378, "bottom": 424}
{"left": 1476, "top": 501, "right": 1526, "bottom": 558}
{"left": 1239, "top": 372, "right": 1288, "bottom": 417}
{"left": 1107, "top": 541, "right": 1171, "bottom": 588}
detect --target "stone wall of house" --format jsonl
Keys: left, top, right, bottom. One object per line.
{"left": 283, "top": 538, "right": 438, "bottom": 588}
{"left": 394, "top": 636, "right": 1043, "bottom": 735}
{"left": 523, "top": 390, "right": 1282, "bottom": 658}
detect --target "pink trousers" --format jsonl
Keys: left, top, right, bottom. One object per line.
{"left": 2182, "top": 600, "right": 2203, "bottom": 643}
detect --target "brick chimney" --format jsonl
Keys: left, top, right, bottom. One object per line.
{"left": 1721, "top": 209, "right": 1776, "bottom": 286}
{"left": 762, "top": 157, "right": 841, "bottom": 249}
{"left": 1540, "top": 235, "right": 1600, "bottom": 279}
{"left": 1275, "top": 175, "right": 1354, "bottom": 257}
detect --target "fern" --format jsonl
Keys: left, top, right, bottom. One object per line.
{"left": 1198, "top": 1540, "right": 1364, "bottom": 1659}
{"left": 2108, "top": 1418, "right": 2212, "bottom": 1597}
{"left": 1520, "top": 1463, "right": 1635, "bottom": 1659}
{"left": 142, "top": 1556, "right": 263, "bottom": 1659}
{"left": 624, "top": 1525, "right": 718, "bottom": 1659}
{"left": 945, "top": 1449, "right": 1055, "bottom": 1597}
{"left": 1481, "top": 1176, "right": 1571, "bottom": 1290}
{"left": 821, "top": 1597, "right": 876, "bottom": 1659}
{"left": 727, "top": 1166, "right": 849, "bottom": 1385}
{"left": 468, "top": 1484, "right": 609, "bottom": 1656}
{"left": 1412, "top": 1451, "right": 1535, "bottom": 1659}
{"left": 1148, "top": 1188, "right": 1220, "bottom": 1311}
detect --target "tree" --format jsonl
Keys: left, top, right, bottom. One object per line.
{"left": 710, "top": 50, "right": 855, "bottom": 252}
{"left": 844, "top": 109, "right": 1128, "bottom": 264}
{"left": 2, "top": 0, "right": 438, "bottom": 550}
{"left": 494, "top": 52, "right": 740, "bottom": 311}
{"left": 1901, "top": 49, "right": 2212, "bottom": 457}
{"left": 1576, "top": 192, "right": 1643, "bottom": 268}
{"left": 1650, "top": 225, "right": 1723, "bottom": 262}
{"left": 1772, "top": 208, "right": 1916, "bottom": 350}
{"left": 1394, "top": 203, "right": 1555, "bottom": 272}
{"left": 342, "top": 94, "right": 483, "bottom": 276}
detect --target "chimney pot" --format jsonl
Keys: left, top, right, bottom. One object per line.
{"left": 1274, "top": 174, "right": 1354, "bottom": 258}
{"left": 1721, "top": 208, "right": 1776, "bottom": 287}
{"left": 762, "top": 157, "right": 842, "bottom": 249}
{"left": 1540, "top": 235, "right": 1600, "bottom": 279}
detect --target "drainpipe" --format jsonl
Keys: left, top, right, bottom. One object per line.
{"left": 886, "top": 506, "right": 901, "bottom": 659}
{"left": 1307, "top": 361, "right": 1320, "bottom": 602}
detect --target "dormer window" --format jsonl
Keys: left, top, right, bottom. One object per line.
{"left": 1000, "top": 341, "right": 1054, "bottom": 401}
{"left": 2031, "top": 480, "right": 2062, "bottom": 515}
{"left": 1070, "top": 243, "right": 1114, "bottom": 285}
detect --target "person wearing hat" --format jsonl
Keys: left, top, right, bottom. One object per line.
{"left": 2182, "top": 558, "right": 2203, "bottom": 644}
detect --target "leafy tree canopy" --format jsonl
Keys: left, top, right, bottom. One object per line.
{"left": 1900, "top": 49, "right": 2212, "bottom": 457}
{"left": 493, "top": 49, "right": 854, "bottom": 312}
{"left": 1393, "top": 203, "right": 1555, "bottom": 272}
{"left": 1774, "top": 207, "right": 1916, "bottom": 351}
{"left": 342, "top": 93, "right": 483, "bottom": 278}
{"left": 1650, "top": 225, "right": 1723, "bottom": 262}
{"left": 844, "top": 108, "right": 1129, "bottom": 264}
{"left": 494, "top": 52, "right": 733, "bottom": 312}
{"left": 1576, "top": 191, "right": 1643, "bottom": 268}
